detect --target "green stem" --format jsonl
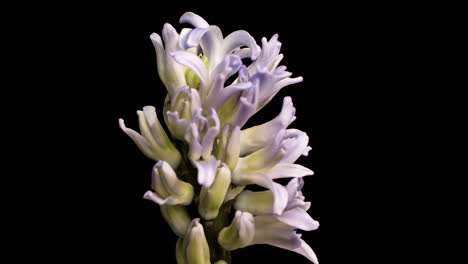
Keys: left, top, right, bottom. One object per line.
{"left": 203, "top": 203, "right": 232, "bottom": 263}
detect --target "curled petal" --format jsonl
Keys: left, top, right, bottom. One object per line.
{"left": 150, "top": 25, "right": 187, "bottom": 96}
{"left": 199, "top": 26, "right": 224, "bottom": 71}
{"left": 228, "top": 80, "right": 258, "bottom": 128}
{"left": 223, "top": 30, "right": 261, "bottom": 60}
{"left": 288, "top": 239, "right": 319, "bottom": 264}
{"left": 279, "top": 129, "right": 310, "bottom": 164}
{"left": 200, "top": 108, "right": 220, "bottom": 160}
{"left": 266, "top": 163, "right": 314, "bottom": 180}
{"left": 171, "top": 51, "right": 209, "bottom": 87}
{"left": 250, "top": 174, "right": 289, "bottom": 215}
{"left": 119, "top": 106, "right": 181, "bottom": 168}
{"left": 179, "top": 27, "right": 209, "bottom": 50}
{"left": 275, "top": 207, "right": 320, "bottom": 231}
{"left": 179, "top": 11, "right": 210, "bottom": 28}
{"left": 240, "top": 96, "right": 296, "bottom": 155}
{"left": 184, "top": 123, "right": 202, "bottom": 160}
{"left": 119, "top": 118, "right": 155, "bottom": 160}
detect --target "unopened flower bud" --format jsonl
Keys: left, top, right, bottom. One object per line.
{"left": 176, "top": 218, "right": 210, "bottom": 264}
{"left": 198, "top": 165, "right": 231, "bottom": 220}
{"left": 218, "top": 211, "right": 254, "bottom": 250}
{"left": 143, "top": 160, "right": 194, "bottom": 205}
{"left": 160, "top": 205, "right": 191, "bottom": 237}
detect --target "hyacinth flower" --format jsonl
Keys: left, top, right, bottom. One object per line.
{"left": 119, "top": 12, "right": 319, "bottom": 263}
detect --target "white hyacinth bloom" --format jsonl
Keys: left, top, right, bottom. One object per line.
{"left": 120, "top": 11, "right": 320, "bottom": 264}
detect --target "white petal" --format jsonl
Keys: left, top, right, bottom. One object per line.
{"left": 232, "top": 47, "right": 254, "bottom": 59}
{"left": 200, "top": 108, "right": 220, "bottom": 160}
{"left": 161, "top": 23, "right": 180, "bottom": 51}
{"left": 179, "top": 27, "right": 209, "bottom": 50}
{"left": 223, "top": 30, "right": 260, "bottom": 60}
{"left": 276, "top": 207, "right": 320, "bottom": 231}
{"left": 192, "top": 156, "right": 220, "bottom": 188}
{"left": 143, "top": 190, "right": 176, "bottom": 205}
{"left": 279, "top": 129, "right": 310, "bottom": 164}
{"left": 142, "top": 106, "right": 170, "bottom": 145}
{"left": 253, "top": 225, "right": 301, "bottom": 250}
{"left": 199, "top": 26, "right": 224, "bottom": 70}
{"left": 179, "top": 12, "right": 210, "bottom": 28}
{"left": 275, "top": 76, "right": 304, "bottom": 91}
{"left": 119, "top": 118, "right": 155, "bottom": 160}
{"left": 286, "top": 177, "right": 302, "bottom": 202}
{"left": 290, "top": 239, "right": 319, "bottom": 264}
{"left": 267, "top": 163, "right": 314, "bottom": 179}
{"left": 184, "top": 123, "right": 202, "bottom": 160}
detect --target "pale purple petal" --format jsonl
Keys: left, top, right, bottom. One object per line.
{"left": 171, "top": 51, "right": 209, "bottom": 86}
{"left": 162, "top": 23, "right": 179, "bottom": 51}
{"left": 184, "top": 123, "right": 202, "bottom": 160}
{"left": 240, "top": 96, "right": 296, "bottom": 155}
{"left": 179, "top": 12, "right": 210, "bottom": 28}
{"left": 279, "top": 129, "right": 310, "bottom": 164}
{"left": 253, "top": 226, "right": 302, "bottom": 250}
{"left": 267, "top": 163, "right": 314, "bottom": 179}
{"left": 223, "top": 30, "right": 261, "bottom": 60}
{"left": 252, "top": 174, "right": 289, "bottom": 215}
{"left": 199, "top": 26, "right": 224, "bottom": 70}
{"left": 290, "top": 239, "right": 319, "bottom": 264}
{"left": 275, "top": 207, "right": 320, "bottom": 231}
{"left": 200, "top": 108, "right": 220, "bottom": 160}
{"left": 179, "top": 27, "right": 209, "bottom": 50}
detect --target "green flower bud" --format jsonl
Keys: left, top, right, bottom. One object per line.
{"left": 160, "top": 205, "right": 191, "bottom": 237}
{"left": 218, "top": 211, "right": 254, "bottom": 250}
{"left": 198, "top": 165, "right": 231, "bottom": 220}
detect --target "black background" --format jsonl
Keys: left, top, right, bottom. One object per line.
{"left": 6, "top": 1, "right": 466, "bottom": 264}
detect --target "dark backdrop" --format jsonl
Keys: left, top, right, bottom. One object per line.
{"left": 7, "top": 1, "right": 465, "bottom": 264}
